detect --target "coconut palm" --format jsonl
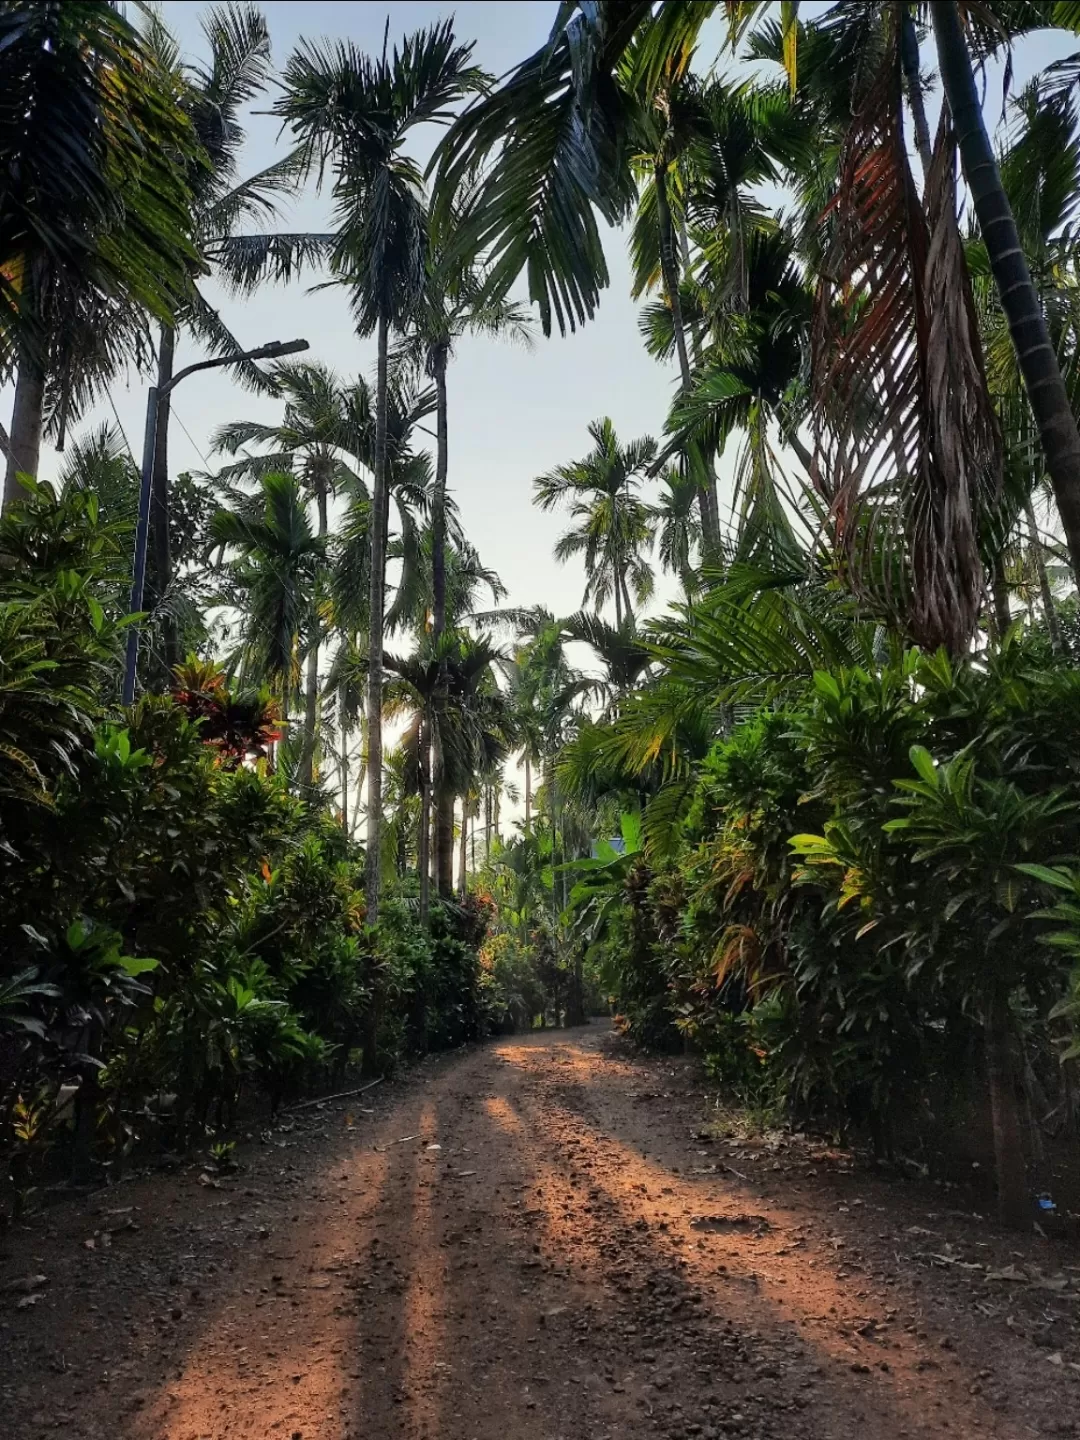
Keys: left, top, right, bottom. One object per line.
{"left": 1, "top": 1, "right": 199, "bottom": 508}
{"left": 535, "top": 418, "right": 657, "bottom": 627}
{"left": 276, "top": 20, "right": 484, "bottom": 921}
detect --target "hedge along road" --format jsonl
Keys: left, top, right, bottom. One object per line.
{"left": 3, "top": 1024, "right": 1079, "bottom": 1440}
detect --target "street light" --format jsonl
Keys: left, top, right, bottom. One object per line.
{"left": 122, "top": 337, "right": 310, "bottom": 705}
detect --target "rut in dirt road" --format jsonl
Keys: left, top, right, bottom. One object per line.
{"left": 5, "top": 1027, "right": 1080, "bottom": 1440}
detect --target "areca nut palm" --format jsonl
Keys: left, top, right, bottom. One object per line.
{"left": 930, "top": 0, "right": 1080, "bottom": 591}
{"left": 214, "top": 359, "right": 368, "bottom": 787}
{"left": 1, "top": 0, "right": 200, "bottom": 509}
{"left": 400, "top": 245, "right": 532, "bottom": 644}
{"left": 276, "top": 20, "right": 484, "bottom": 923}
{"left": 138, "top": 3, "right": 335, "bottom": 671}
{"left": 535, "top": 418, "right": 657, "bottom": 627}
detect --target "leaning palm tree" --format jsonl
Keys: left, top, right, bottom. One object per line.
{"left": 535, "top": 418, "right": 657, "bottom": 626}
{"left": 276, "top": 20, "right": 484, "bottom": 921}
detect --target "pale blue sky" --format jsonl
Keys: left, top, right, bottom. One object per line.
{"left": 9, "top": 4, "right": 1079, "bottom": 632}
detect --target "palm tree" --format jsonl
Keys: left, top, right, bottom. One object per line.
{"left": 385, "top": 632, "right": 513, "bottom": 908}
{"left": 401, "top": 244, "right": 531, "bottom": 644}
{"left": 139, "top": 4, "right": 333, "bottom": 671}
{"left": 276, "top": 21, "right": 484, "bottom": 922}
{"left": 216, "top": 363, "right": 438, "bottom": 796}
{"left": 57, "top": 425, "right": 138, "bottom": 527}
{"left": 1, "top": 1, "right": 199, "bottom": 508}
{"left": 931, "top": 1, "right": 1080, "bottom": 593}
{"left": 214, "top": 361, "right": 366, "bottom": 785}
{"left": 561, "top": 611, "right": 653, "bottom": 714}
{"left": 208, "top": 472, "right": 324, "bottom": 726}
{"left": 651, "top": 462, "right": 702, "bottom": 598}
{"left": 535, "top": 418, "right": 657, "bottom": 626}
{"left": 324, "top": 635, "right": 367, "bottom": 835}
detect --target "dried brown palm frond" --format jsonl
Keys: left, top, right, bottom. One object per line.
{"left": 810, "top": 25, "right": 1001, "bottom": 655}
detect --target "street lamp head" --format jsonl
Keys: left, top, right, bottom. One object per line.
{"left": 252, "top": 338, "right": 310, "bottom": 361}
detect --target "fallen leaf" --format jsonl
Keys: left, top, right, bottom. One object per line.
{"left": 2, "top": 1274, "right": 47, "bottom": 1296}
{"left": 985, "top": 1265, "right": 1026, "bottom": 1284}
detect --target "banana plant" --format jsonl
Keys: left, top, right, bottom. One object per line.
{"left": 560, "top": 809, "right": 644, "bottom": 951}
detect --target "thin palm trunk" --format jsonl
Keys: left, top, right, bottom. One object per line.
{"left": 613, "top": 574, "right": 623, "bottom": 627}
{"left": 150, "top": 323, "right": 178, "bottom": 676}
{"left": 432, "top": 351, "right": 449, "bottom": 641}
{"left": 1025, "top": 495, "right": 1065, "bottom": 653}
{"left": 300, "top": 649, "right": 319, "bottom": 787}
{"left": 900, "top": 8, "right": 933, "bottom": 176}
{"left": 419, "top": 712, "right": 432, "bottom": 923}
{"left": 655, "top": 163, "right": 719, "bottom": 550}
{"left": 620, "top": 572, "right": 635, "bottom": 628}
{"left": 524, "top": 752, "right": 532, "bottom": 832}
{"left": 300, "top": 490, "right": 328, "bottom": 789}
{"left": 933, "top": 0, "right": 1080, "bottom": 589}
{"left": 435, "top": 781, "right": 454, "bottom": 896}
{"left": 340, "top": 685, "right": 350, "bottom": 833}
{"left": 365, "top": 312, "right": 390, "bottom": 921}
{"left": 352, "top": 714, "right": 367, "bottom": 840}
{"left": 458, "top": 800, "right": 468, "bottom": 899}
{"left": 4, "top": 343, "right": 45, "bottom": 511}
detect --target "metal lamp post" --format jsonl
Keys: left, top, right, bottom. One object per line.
{"left": 122, "top": 337, "right": 310, "bottom": 705}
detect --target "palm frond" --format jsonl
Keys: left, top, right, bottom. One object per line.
{"left": 811, "top": 38, "right": 1001, "bottom": 655}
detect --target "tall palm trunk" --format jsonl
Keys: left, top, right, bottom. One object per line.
{"left": 431, "top": 347, "right": 449, "bottom": 641}
{"left": 655, "top": 163, "right": 719, "bottom": 550}
{"left": 984, "top": 985, "right": 1029, "bottom": 1228}
{"left": 992, "top": 558, "right": 1012, "bottom": 640}
{"left": 933, "top": 1, "right": 1080, "bottom": 589}
{"left": 613, "top": 574, "right": 623, "bottom": 628}
{"left": 435, "top": 780, "right": 454, "bottom": 897}
{"left": 1025, "top": 496, "right": 1065, "bottom": 654}
{"left": 900, "top": 8, "right": 933, "bottom": 177}
{"left": 429, "top": 348, "right": 450, "bottom": 909}
{"left": 364, "top": 312, "right": 390, "bottom": 922}
{"left": 418, "top": 713, "right": 432, "bottom": 923}
{"left": 4, "top": 343, "right": 45, "bottom": 512}
{"left": 620, "top": 573, "right": 635, "bottom": 628}
{"left": 300, "top": 489, "right": 328, "bottom": 789}
{"left": 524, "top": 752, "right": 532, "bottom": 832}
{"left": 149, "top": 323, "right": 178, "bottom": 677}
{"left": 339, "top": 683, "right": 350, "bottom": 833}
{"left": 458, "top": 799, "right": 468, "bottom": 899}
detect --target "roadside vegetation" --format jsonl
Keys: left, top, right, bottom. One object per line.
{"left": 6, "top": 1, "right": 1080, "bottom": 1229}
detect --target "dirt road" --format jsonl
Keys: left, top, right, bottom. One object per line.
{"left": 5, "top": 1026, "right": 1080, "bottom": 1439}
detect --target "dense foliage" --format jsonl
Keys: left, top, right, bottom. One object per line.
{"left": 10, "top": 0, "right": 1080, "bottom": 1232}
